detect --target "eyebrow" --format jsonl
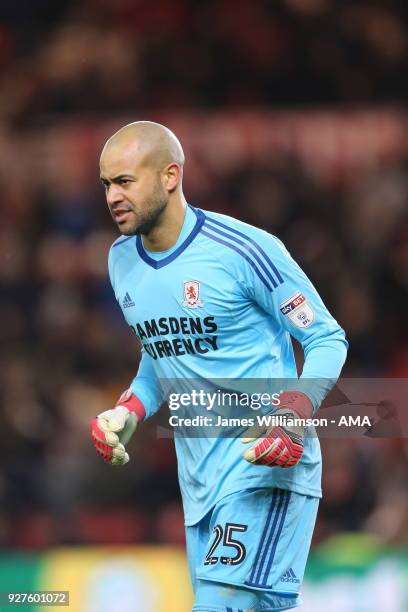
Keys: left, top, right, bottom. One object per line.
{"left": 100, "top": 174, "right": 135, "bottom": 183}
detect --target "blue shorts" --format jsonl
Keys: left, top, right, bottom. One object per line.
{"left": 186, "top": 488, "right": 319, "bottom": 611}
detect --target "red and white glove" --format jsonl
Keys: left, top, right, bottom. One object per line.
{"left": 90, "top": 389, "right": 145, "bottom": 466}
{"left": 242, "top": 391, "right": 313, "bottom": 468}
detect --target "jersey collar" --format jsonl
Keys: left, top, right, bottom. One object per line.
{"left": 136, "top": 205, "right": 205, "bottom": 269}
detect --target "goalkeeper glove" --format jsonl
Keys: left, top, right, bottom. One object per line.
{"left": 90, "top": 389, "right": 145, "bottom": 466}
{"left": 242, "top": 391, "right": 313, "bottom": 468}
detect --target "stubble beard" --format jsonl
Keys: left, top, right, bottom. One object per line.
{"left": 120, "top": 183, "right": 168, "bottom": 237}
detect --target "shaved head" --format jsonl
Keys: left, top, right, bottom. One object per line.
{"left": 100, "top": 121, "right": 185, "bottom": 237}
{"left": 100, "top": 121, "right": 185, "bottom": 171}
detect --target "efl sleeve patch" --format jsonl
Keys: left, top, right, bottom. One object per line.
{"left": 279, "top": 292, "right": 315, "bottom": 328}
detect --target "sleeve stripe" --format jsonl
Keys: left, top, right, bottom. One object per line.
{"left": 203, "top": 220, "right": 283, "bottom": 289}
{"left": 200, "top": 228, "right": 274, "bottom": 291}
{"left": 205, "top": 216, "right": 284, "bottom": 284}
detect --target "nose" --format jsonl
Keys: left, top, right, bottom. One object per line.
{"left": 106, "top": 184, "right": 125, "bottom": 207}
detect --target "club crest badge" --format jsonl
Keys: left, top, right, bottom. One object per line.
{"left": 182, "top": 280, "right": 203, "bottom": 308}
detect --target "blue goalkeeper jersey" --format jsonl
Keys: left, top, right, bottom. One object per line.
{"left": 108, "top": 205, "right": 348, "bottom": 525}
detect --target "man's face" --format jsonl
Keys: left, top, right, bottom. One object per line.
{"left": 100, "top": 143, "right": 168, "bottom": 236}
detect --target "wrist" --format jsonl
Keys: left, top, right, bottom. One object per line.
{"left": 115, "top": 389, "right": 146, "bottom": 422}
{"left": 276, "top": 391, "right": 313, "bottom": 420}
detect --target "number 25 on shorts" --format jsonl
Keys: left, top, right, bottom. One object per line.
{"left": 204, "top": 523, "right": 248, "bottom": 566}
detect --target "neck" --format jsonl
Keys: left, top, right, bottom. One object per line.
{"left": 142, "top": 192, "right": 188, "bottom": 252}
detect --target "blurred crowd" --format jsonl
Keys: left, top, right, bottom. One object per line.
{"left": 1, "top": 0, "right": 408, "bottom": 123}
{"left": 0, "top": 0, "right": 407, "bottom": 550}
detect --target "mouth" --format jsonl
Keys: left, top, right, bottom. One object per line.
{"left": 113, "top": 209, "right": 133, "bottom": 225}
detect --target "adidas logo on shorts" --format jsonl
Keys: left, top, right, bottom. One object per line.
{"left": 281, "top": 568, "right": 300, "bottom": 584}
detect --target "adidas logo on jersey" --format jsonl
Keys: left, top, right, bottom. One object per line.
{"left": 122, "top": 292, "right": 135, "bottom": 309}
{"left": 281, "top": 568, "right": 300, "bottom": 584}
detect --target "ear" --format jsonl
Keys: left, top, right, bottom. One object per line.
{"left": 162, "top": 163, "right": 181, "bottom": 192}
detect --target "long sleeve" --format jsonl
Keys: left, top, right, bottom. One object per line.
{"left": 130, "top": 347, "right": 163, "bottom": 419}
{"left": 240, "top": 231, "right": 348, "bottom": 410}
{"left": 108, "top": 244, "right": 162, "bottom": 419}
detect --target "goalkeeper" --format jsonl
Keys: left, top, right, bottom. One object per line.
{"left": 91, "top": 121, "right": 348, "bottom": 612}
